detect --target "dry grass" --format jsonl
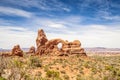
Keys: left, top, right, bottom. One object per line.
{"left": 0, "top": 52, "right": 120, "bottom": 80}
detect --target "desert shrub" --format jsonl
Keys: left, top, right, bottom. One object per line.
{"left": 62, "top": 64, "right": 67, "bottom": 68}
{"left": 0, "top": 56, "right": 13, "bottom": 77}
{"left": 0, "top": 57, "right": 4, "bottom": 76}
{"left": 55, "top": 59, "right": 63, "bottom": 64}
{"left": 34, "top": 76, "right": 46, "bottom": 80}
{"left": 44, "top": 65, "right": 49, "bottom": 72}
{"left": 103, "top": 76, "right": 109, "bottom": 80}
{"left": 0, "top": 77, "right": 6, "bottom": 80}
{"left": 91, "top": 67, "right": 97, "bottom": 74}
{"left": 74, "top": 67, "right": 79, "bottom": 70}
{"left": 36, "top": 71, "right": 42, "bottom": 76}
{"left": 29, "top": 56, "right": 42, "bottom": 68}
{"left": 60, "top": 70, "right": 66, "bottom": 74}
{"left": 76, "top": 74, "right": 82, "bottom": 80}
{"left": 24, "top": 74, "right": 32, "bottom": 80}
{"left": 63, "top": 75, "right": 69, "bottom": 80}
{"left": 46, "top": 70, "right": 59, "bottom": 78}
{"left": 117, "top": 69, "right": 120, "bottom": 76}
{"left": 46, "top": 70, "right": 62, "bottom": 80}
{"left": 13, "top": 59, "right": 24, "bottom": 68}
{"left": 105, "top": 65, "right": 113, "bottom": 71}
{"left": 83, "top": 62, "right": 90, "bottom": 68}
{"left": 79, "top": 66, "right": 83, "bottom": 70}
{"left": 79, "top": 69, "right": 84, "bottom": 74}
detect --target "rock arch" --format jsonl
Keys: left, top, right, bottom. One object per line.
{"left": 45, "top": 38, "right": 65, "bottom": 49}
{"left": 35, "top": 29, "right": 87, "bottom": 56}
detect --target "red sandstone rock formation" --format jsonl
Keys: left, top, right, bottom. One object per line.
{"left": 36, "top": 29, "right": 48, "bottom": 55}
{"left": 36, "top": 29, "right": 48, "bottom": 47}
{"left": 62, "top": 40, "right": 86, "bottom": 56}
{"left": 35, "top": 29, "right": 87, "bottom": 56}
{"left": 11, "top": 45, "right": 23, "bottom": 57}
{"left": 28, "top": 46, "right": 35, "bottom": 54}
{"left": 45, "top": 39, "right": 65, "bottom": 55}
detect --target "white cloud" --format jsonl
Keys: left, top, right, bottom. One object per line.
{"left": 2, "top": 0, "right": 71, "bottom": 12}
{"left": 103, "top": 15, "right": 120, "bottom": 21}
{"left": 25, "top": 17, "right": 68, "bottom": 29}
{"left": 0, "top": 0, "right": 120, "bottom": 49}
{"left": 46, "top": 24, "right": 120, "bottom": 48}
{"left": 62, "top": 8, "right": 71, "bottom": 12}
{"left": 20, "top": 15, "right": 120, "bottom": 48}
{"left": 0, "top": 24, "right": 120, "bottom": 49}
{"left": 0, "top": 14, "right": 120, "bottom": 49}
{"left": 0, "top": 6, "right": 32, "bottom": 18}
{"left": 0, "top": 26, "right": 36, "bottom": 49}
{"left": 0, "top": 18, "right": 14, "bottom": 25}
{"left": 49, "top": 23, "right": 66, "bottom": 28}
{"left": 75, "top": 25, "right": 120, "bottom": 48}
{"left": 0, "top": 26, "right": 27, "bottom": 31}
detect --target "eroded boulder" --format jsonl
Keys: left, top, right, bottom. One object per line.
{"left": 11, "top": 45, "right": 23, "bottom": 57}
{"left": 28, "top": 46, "right": 35, "bottom": 54}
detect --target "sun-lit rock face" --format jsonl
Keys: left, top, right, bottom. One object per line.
{"left": 35, "top": 29, "right": 87, "bottom": 56}
{"left": 11, "top": 45, "right": 23, "bottom": 57}
{"left": 36, "top": 29, "right": 48, "bottom": 47}
{"left": 36, "top": 29, "right": 48, "bottom": 55}
{"left": 44, "top": 39, "right": 65, "bottom": 55}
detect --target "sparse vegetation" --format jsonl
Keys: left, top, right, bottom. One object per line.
{"left": 29, "top": 56, "right": 42, "bottom": 68}
{"left": 46, "top": 70, "right": 60, "bottom": 78}
{"left": 0, "top": 77, "right": 6, "bottom": 80}
{"left": 0, "top": 52, "right": 120, "bottom": 80}
{"left": 63, "top": 74, "right": 69, "bottom": 80}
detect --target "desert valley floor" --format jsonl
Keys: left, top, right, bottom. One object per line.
{"left": 0, "top": 52, "right": 120, "bottom": 80}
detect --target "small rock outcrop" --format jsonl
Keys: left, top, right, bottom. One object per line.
{"left": 11, "top": 45, "right": 23, "bottom": 57}
{"left": 35, "top": 29, "right": 87, "bottom": 56}
{"left": 28, "top": 46, "right": 35, "bottom": 54}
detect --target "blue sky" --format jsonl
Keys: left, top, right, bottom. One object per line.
{"left": 0, "top": 0, "right": 120, "bottom": 49}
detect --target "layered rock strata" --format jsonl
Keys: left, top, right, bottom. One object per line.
{"left": 35, "top": 29, "right": 87, "bottom": 56}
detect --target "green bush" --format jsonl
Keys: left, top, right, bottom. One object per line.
{"left": 0, "top": 77, "right": 6, "bottom": 80}
{"left": 24, "top": 74, "right": 32, "bottom": 80}
{"left": 29, "top": 56, "right": 42, "bottom": 68}
{"left": 46, "top": 70, "right": 60, "bottom": 78}
{"left": 105, "top": 65, "right": 113, "bottom": 71}
{"left": 13, "top": 59, "right": 24, "bottom": 68}
{"left": 76, "top": 74, "right": 82, "bottom": 80}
